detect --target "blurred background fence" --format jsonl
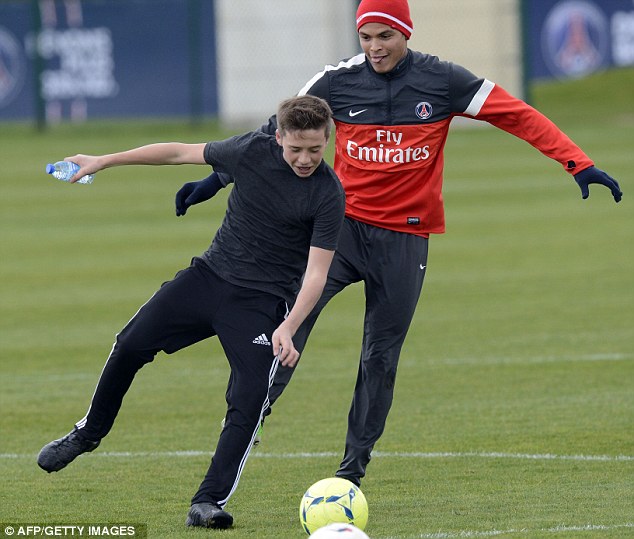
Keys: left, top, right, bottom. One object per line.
{"left": 1, "top": 0, "right": 633, "bottom": 127}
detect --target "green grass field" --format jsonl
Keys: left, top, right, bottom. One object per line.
{"left": 1, "top": 68, "right": 632, "bottom": 539}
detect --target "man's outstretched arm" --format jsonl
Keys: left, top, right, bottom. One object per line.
{"left": 175, "top": 171, "right": 227, "bottom": 216}
{"left": 465, "top": 82, "right": 622, "bottom": 203}
{"left": 573, "top": 166, "right": 622, "bottom": 203}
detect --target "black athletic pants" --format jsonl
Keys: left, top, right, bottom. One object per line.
{"left": 268, "top": 218, "right": 429, "bottom": 484}
{"left": 75, "top": 257, "right": 287, "bottom": 507}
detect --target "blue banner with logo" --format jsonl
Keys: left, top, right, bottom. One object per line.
{"left": 526, "top": 0, "right": 634, "bottom": 80}
{"left": 0, "top": 0, "right": 217, "bottom": 122}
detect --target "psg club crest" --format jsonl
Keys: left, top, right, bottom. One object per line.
{"left": 415, "top": 101, "right": 432, "bottom": 120}
{"left": 541, "top": 0, "right": 609, "bottom": 79}
{"left": 0, "top": 27, "right": 25, "bottom": 109}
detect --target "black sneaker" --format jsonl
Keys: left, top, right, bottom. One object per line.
{"left": 37, "top": 428, "right": 100, "bottom": 473}
{"left": 185, "top": 503, "right": 233, "bottom": 529}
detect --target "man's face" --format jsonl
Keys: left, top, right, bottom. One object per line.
{"left": 358, "top": 22, "right": 408, "bottom": 74}
{"left": 276, "top": 128, "right": 328, "bottom": 178}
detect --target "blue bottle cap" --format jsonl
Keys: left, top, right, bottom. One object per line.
{"left": 46, "top": 164, "right": 54, "bottom": 174}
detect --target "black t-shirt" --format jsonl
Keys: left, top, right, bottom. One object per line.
{"left": 202, "top": 131, "right": 345, "bottom": 304}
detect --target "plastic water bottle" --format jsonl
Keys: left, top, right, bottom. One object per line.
{"left": 46, "top": 161, "right": 95, "bottom": 184}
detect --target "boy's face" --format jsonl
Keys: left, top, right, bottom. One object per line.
{"left": 358, "top": 22, "right": 408, "bottom": 74}
{"left": 276, "top": 128, "right": 329, "bottom": 178}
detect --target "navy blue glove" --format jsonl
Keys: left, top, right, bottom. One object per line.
{"left": 175, "top": 172, "right": 224, "bottom": 216}
{"left": 574, "top": 166, "right": 622, "bottom": 203}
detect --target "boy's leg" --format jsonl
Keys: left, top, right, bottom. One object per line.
{"left": 190, "top": 286, "right": 287, "bottom": 509}
{"left": 38, "top": 259, "right": 219, "bottom": 472}
{"left": 336, "top": 229, "right": 429, "bottom": 485}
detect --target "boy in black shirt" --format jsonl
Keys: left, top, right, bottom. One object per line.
{"left": 37, "top": 95, "right": 345, "bottom": 529}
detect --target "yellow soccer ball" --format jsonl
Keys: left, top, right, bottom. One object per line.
{"left": 299, "top": 477, "right": 368, "bottom": 535}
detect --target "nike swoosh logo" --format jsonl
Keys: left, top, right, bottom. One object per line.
{"left": 348, "top": 109, "right": 368, "bottom": 117}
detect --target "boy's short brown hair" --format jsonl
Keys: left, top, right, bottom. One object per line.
{"left": 277, "top": 95, "right": 333, "bottom": 139}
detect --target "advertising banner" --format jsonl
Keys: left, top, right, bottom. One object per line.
{"left": 0, "top": 0, "right": 218, "bottom": 122}
{"left": 526, "top": 0, "right": 634, "bottom": 80}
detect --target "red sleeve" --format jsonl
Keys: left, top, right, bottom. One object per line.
{"left": 472, "top": 84, "right": 593, "bottom": 175}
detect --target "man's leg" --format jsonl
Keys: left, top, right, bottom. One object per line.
{"left": 267, "top": 219, "right": 364, "bottom": 409}
{"left": 266, "top": 270, "right": 348, "bottom": 406}
{"left": 336, "top": 230, "right": 429, "bottom": 485}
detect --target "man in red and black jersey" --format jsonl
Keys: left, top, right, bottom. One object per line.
{"left": 176, "top": 0, "right": 622, "bottom": 487}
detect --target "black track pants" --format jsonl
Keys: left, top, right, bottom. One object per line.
{"left": 75, "top": 257, "right": 287, "bottom": 507}
{"left": 268, "top": 218, "right": 428, "bottom": 484}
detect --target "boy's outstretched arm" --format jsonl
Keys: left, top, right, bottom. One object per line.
{"left": 65, "top": 143, "right": 207, "bottom": 182}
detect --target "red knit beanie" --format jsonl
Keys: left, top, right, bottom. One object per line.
{"left": 356, "top": 0, "right": 413, "bottom": 39}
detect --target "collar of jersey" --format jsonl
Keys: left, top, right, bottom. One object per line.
{"left": 366, "top": 49, "right": 411, "bottom": 80}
